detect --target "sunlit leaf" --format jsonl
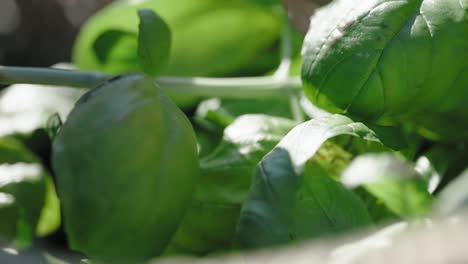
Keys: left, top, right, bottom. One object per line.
{"left": 236, "top": 114, "right": 396, "bottom": 249}
{"left": 342, "top": 153, "right": 433, "bottom": 218}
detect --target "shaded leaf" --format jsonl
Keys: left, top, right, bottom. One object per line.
{"left": 0, "top": 193, "right": 18, "bottom": 243}
{"left": 35, "top": 176, "right": 61, "bottom": 237}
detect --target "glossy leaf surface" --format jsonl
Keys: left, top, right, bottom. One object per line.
{"left": 301, "top": 0, "right": 468, "bottom": 139}
{"left": 52, "top": 75, "right": 199, "bottom": 262}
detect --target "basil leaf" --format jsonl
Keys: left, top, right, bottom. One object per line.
{"left": 137, "top": 9, "right": 171, "bottom": 77}
{"left": 301, "top": 0, "right": 468, "bottom": 139}
{"left": 236, "top": 114, "right": 394, "bottom": 249}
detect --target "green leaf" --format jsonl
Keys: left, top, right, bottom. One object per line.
{"left": 342, "top": 153, "right": 433, "bottom": 219}
{"left": 294, "top": 160, "right": 373, "bottom": 240}
{"left": 0, "top": 193, "right": 18, "bottom": 243}
{"left": 35, "top": 176, "right": 61, "bottom": 237}
{"left": 53, "top": 76, "right": 199, "bottom": 262}
{"left": 301, "top": 0, "right": 468, "bottom": 139}
{"left": 137, "top": 9, "right": 171, "bottom": 77}
{"left": 166, "top": 114, "right": 295, "bottom": 255}
{"left": 436, "top": 168, "right": 468, "bottom": 216}
{"left": 236, "top": 114, "right": 393, "bottom": 249}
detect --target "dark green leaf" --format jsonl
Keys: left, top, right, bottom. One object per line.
{"left": 0, "top": 193, "right": 18, "bottom": 243}
{"left": 137, "top": 9, "right": 171, "bottom": 77}
{"left": 294, "top": 160, "right": 373, "bottom": 240}
{"left": 93, "top": 30, "right": 138, "bottom": 73}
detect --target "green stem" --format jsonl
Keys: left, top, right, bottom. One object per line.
{"left": 0, "top": 66, "right": 109, "bottom": 88}
{"left": 157, "top": 76, "right": 302, "bottom": 98}
{"left": 274, "top": 21, "right": 305, "bottom": 123}
{"left": 0, "top": 66, "right": 302, "bottom": 99}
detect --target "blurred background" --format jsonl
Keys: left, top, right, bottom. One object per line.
{"left": 0, "top": 0, "right": 331, "bottom": 67}
{"left": 0, "top": 0, "right": 112, "bottom": 67}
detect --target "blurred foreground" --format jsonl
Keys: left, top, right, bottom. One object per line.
{"left": 2, "top": 210, "right": 468, "bottom": 263}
